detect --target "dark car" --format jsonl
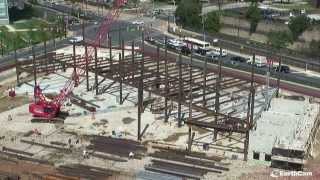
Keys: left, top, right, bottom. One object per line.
{"left": 230, "top": 56, "right": 248, "bottom": 63}
{"left": 275, "top": 65, "right": 290, "bottom": 73}
{"left": 196, "top": 48, "right": 210, "bottom": 56}
{"left": 181, "top": 46, "right": 191, "bottom": 55}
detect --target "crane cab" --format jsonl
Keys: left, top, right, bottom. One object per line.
{"left": 29, "top": 103, "right": 60, "bottom": 119}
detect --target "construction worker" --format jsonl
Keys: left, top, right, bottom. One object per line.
{"left": 7, "top": 114, "right": 12, "bottom": 121}
{"left": 83, "top": 149, "right": 87, "bottom": 159}
{"left": 129, "top": 152, "right": 134, "bottom": 159}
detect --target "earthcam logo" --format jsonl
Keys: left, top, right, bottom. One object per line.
{"left": 270, "top": 170, "right": 313, "bottom": 178}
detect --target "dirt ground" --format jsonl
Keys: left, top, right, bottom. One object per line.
{"left": 0, "top": 159, "right": 57, "bottom": 179}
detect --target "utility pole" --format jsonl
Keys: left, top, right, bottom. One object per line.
{"left": 202, "top": 14, "right": 206, "bottom": 42}
{"left": 173, "top": 0, "right": 176, "bottom": 25}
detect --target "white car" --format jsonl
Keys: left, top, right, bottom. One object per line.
{"left": 211, "top": 48, "right": 227, "bottom": 57}
{"left": 132, "top": 20, "right": 144, "bottom": 25}
{"left": 69, "top": 36, "right": 83, "bottom": 44}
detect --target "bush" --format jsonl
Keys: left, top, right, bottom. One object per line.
{"left": 205, "top": 12, "right": 221, "bottom": 33}
{"left": 267, "top": 30, "right": 293, "bottom": 50}
{"left": 175, "top": 0, "right": 201, "bottom": 28}
{"left": 288, "top": 15, "right": 311, "bottom": 40}
{"left": 246, "top": 2, "right": 261, "bottom": 34}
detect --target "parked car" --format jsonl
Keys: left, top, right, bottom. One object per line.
{"left": 206, "top": 51, "right": 219, "bottom": 60}
{"left": 275, "top": 65, "right": 290, "bottom": 73}
{"left": 181, "top": 46, "right": 191, "bottom": 55}
{"left": 69, "top": 36, "right": 83, "bottom": 44}
{"left": 230, "top": 56, "right": 248, "bottom": 63}
{"left": 196, "top": 47, "right": 211, "bottom": 56}
{"left": 211, "top": 48, "right": 227, "bottom": 57}
{"left": 132, "top": 20, "right": 144, "bottom": 25}
{"left": 247, "top": 55, "right": 267, "bottom": 68}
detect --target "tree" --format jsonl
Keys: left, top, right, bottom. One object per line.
{"left": 175, "top": 0, "right": 201, "bottom": 28}
{"left": 246, "top": 2, "right": 261, "bottom": 34}
{"left": 267, "top": 30, "right": 293, "bottom": 50}
{"left": 288, "top": 15, "right": 311, "bottom": 40}
{"left": 205, "top": 12, "right": 221, "bottom": 33}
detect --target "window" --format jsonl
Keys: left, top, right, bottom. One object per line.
{"left": 253, "top": 152, "right": 260, "bottom": 160}
{"left": 265, "top": 154, "right": 271, "bottom": 161}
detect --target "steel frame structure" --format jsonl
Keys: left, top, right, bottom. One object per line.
{"left": 17, "top": 31, "right": 262, "bottom": 160}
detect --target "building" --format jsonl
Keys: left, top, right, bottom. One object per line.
{"left": 0, "top": 0, "right": 9, "bottom": 25}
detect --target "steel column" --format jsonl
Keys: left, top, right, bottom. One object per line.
{"left": 94, "top": 46, "right": 98, "bottom": 95}
{"left": 164, "top": 36, "right": 169, "bottom": 122}
{"left": 203, "top": 55, "right": 207, "bottom": 107}
{"left": 276, "top": 57, "right": 282, "bottom": 98}
{"left": 119, "top": 53, "right": 123, "bottom": 104}
{"left": 178, "top": 52, "right": 182, "bottom": 127}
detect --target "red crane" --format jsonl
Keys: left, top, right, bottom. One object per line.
{"left": 29, "top": 0, "right": 127, "bottom": 119}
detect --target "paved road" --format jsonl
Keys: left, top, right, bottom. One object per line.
{"left": 0, "top": 38, "right": 70, "bottom": 67}
{"left": 141, "top": 42, "right": 320, "bottom": 98}
{"left": 147, "top": 34, "right": 320, "bottom": 89}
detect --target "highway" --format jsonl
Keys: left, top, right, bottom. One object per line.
{"left": 145, "top": 34, "right": 320, "bottom": 89}
{"left": 141, "top": 41, "right": 320, "bottom": 98}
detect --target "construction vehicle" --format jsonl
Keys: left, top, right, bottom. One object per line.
{"left": 29, "top": 0, "right": 127, "bottom": 120}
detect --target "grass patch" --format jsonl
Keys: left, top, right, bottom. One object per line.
{"left": 163, "top": 132, "right": 188, "bottom": 142}
{"left": 271, "top": 2, "right": 317, "bottom": 11}
{"left": 122, "top": 117, "right": 136, "bottom": 124}
{"left": 13, "top": 18, "right": 48, "bottom": 30}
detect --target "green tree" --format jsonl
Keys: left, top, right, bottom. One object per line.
{"left": 175, "top": 0, "right": 201, "bottom": 28}
{"left": 205, "top": 11, "right": 221, "bottom": 33}
{"left": 246, "top": 2, "right": 261, "bottom": 34}
{"left": 267, "top": 31, "right": 293, "bottom": 50}
{"left": 39, "top": 24, "right": 49, "bottom": 56}
{"left": 288, "top": 15, "right": 311, "bottom": 40}
{"left": 27, "top": 28, "right": 38, "bottom": 45}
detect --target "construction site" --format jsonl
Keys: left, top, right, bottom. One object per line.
{"left": 0, "top": 1, "right": 320, "bottom": 180}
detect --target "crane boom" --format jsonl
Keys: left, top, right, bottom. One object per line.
{"left": 29, "top": 0, "right": 127, "bottom": 119}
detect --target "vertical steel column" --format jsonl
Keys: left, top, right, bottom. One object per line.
{"left": 141, "top": 32, "right": 145, "bottom": 111}
{"left": 131, "top": 41, "right": 135, "bottom": 81}
{"left": 214, "top": 48, "right": 223, "bottom": 118}
{"left": 109, "top": 36, "right": 113, "bottom": 68}
{"left": 188, "top": 45, "right": 193, "bottom": 152}
{"left": 188, "top": 127, "right": 192, "bottom": 152}
{"left": 137, "top": 32, "right": 145, "bottom": 141}
{"left": 94, "top": 46, "right": 98, "bottom": 95}
{"left": 119, "top": 53, "right": 123, "bottom": 105}
{"left": 32, "top": 46, "right": 37, "bottom": 101}
{"left": 44, "top": 38, "right": 48, "bottom": 74}
{"left": 188, "top": 45, "right": 193, "bottom": 120}
{"left": 164, "top": 36, "right": 169, "bottom": 123}
{"left": 203, "top": 55, "right": 207, "bottom": 107}
{"left": 73, "top": 42, "right": 76, "bottom": 73}
{"left": 178, "top": 52, "right": 182, "bottom": 127}
{"left": 122, "top": 39, "right": 125, "bottom": 81}
{"left": 138, "top": 77, "right": 143, "bottom": 141}
{"left": 213, "top": 48, "right": 223, "bottom": 141}
{"left": 250, "top": 54, "right": 255, "bottom": 124}
{"left": 85, "top": 44, "right": 89, "bottom": 91}
{"left": 118, "top": 25, "right": 121, "bottom": 48}
{"left": 276, "top": 57, "right": 282, "bottom": 98}
{"left": 244, "top": 54, "right": 256, "bottom": 161}
{"left": 156, "top": 45, "right": 160, "bottom": 90}
{"left": 14, "top": 46, "right": 19, "bottom": 85}
{"left": 82, "top": 19, "right": 89, "bottom": 91}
